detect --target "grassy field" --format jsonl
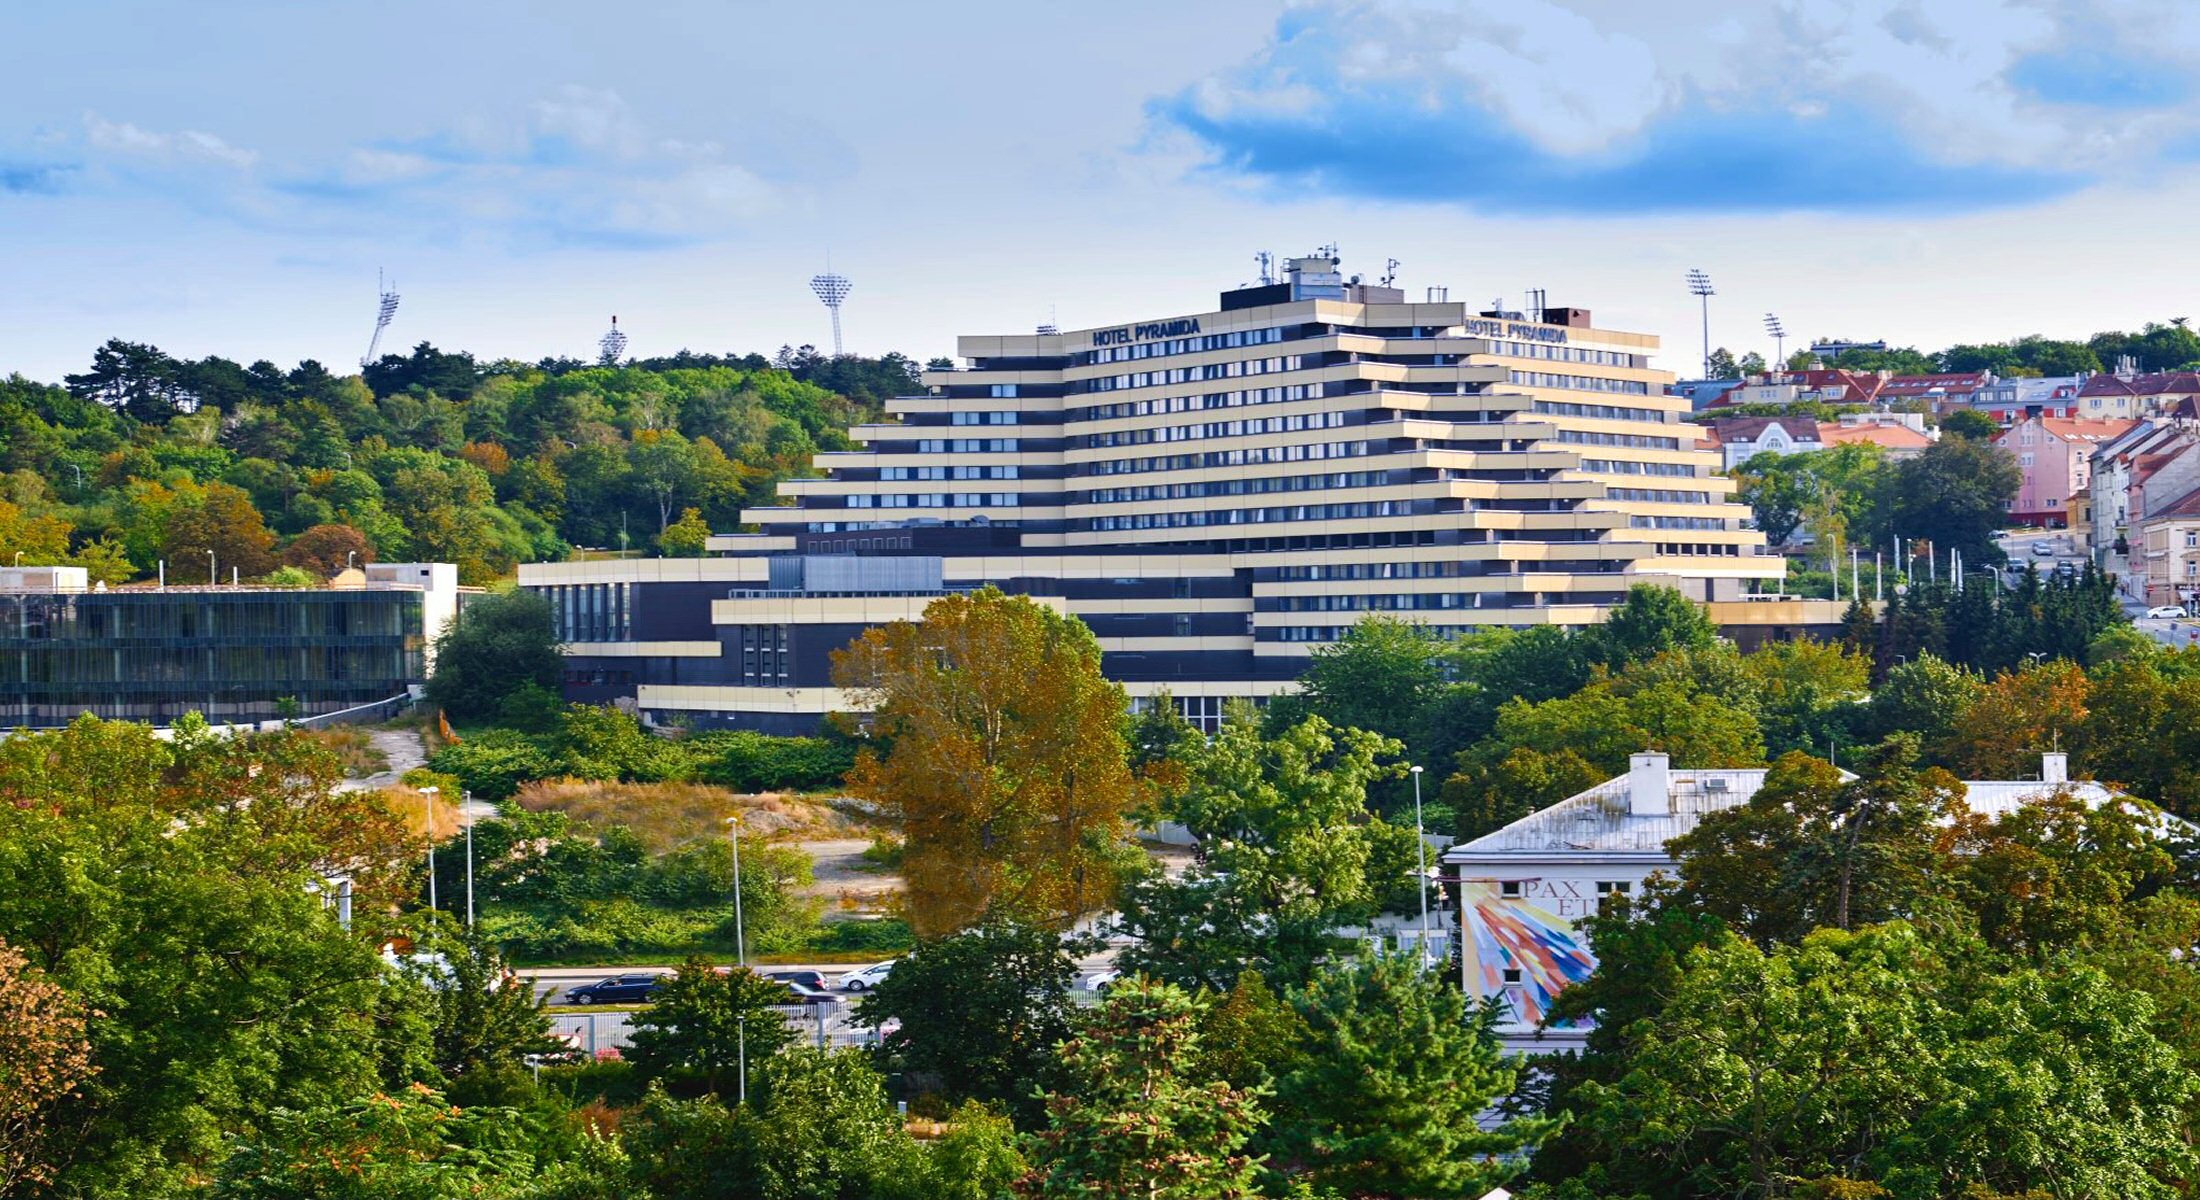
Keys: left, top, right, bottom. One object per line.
{"left": 510, "top": 779, "right": 862, "bottom": 853}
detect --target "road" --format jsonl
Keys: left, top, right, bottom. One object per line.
{"left": 1997, "top": 528, "right": 2198, "bottom": 646}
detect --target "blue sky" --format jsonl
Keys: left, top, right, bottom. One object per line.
{"left": 7, "top": 0, "right": 2200, "bottom": 383}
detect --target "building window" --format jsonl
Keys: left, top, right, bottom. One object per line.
{"left": 2185, "top": 531, "right": 2196, "bottom": 549}
{"left": 1499, "top": 880, "right": 1523, "bottom": 898}
{"left": 1595, "top": 880, "right": 1632, "bottom": 896}
{"left": 1500, "top": 967, "right": 1523, "bottom": 985}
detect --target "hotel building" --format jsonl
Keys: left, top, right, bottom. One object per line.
{"left": 519, "top": 255, "right": 1787, "bottom": 731}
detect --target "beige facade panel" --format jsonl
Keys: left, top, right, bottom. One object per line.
{"left": 1096, "top": 636, "right": 1255, "bottom": 653}
{"left": 710, "top": 594, "right": 1070, "bottom": 625}
{"left": 1064, "top": 597, "right": 1256, "bottom": 615}
{"left": 519, "top": 558, "right": 770, "bottom": 587}
{"left": 559, "top": 640, "right": 724, "bottom": 658}
{"left": 637, "top": 684, "right": 853, "bottom": 715}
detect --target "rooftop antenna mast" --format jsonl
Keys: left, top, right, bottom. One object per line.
{"left": 1763, "top": 312, "right": 1787, "bottom": 371}
{"left": 1255, "top": 251, "right": 1275, "bottom": 285}
{"left": 809, "top": 266, "right": 852, "bottom": 358}
{"left": 1381, "top": 258, "right": 1399, "bottom": 287}
{"left": 362, "top": 269, "right": 400, "bottom": 367}
{"left": 1686, "top": 268, "right": 1716, "bottom": 379}
{"left": 598, "top": 315, "right": 629, "bottom": 366}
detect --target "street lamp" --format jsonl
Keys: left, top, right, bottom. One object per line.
{"left": 463, "top": 790, "right": 476, "bottom": 929}
{"left": 726, "top": 814, "right": 748, "bottom": 1104}
{"left": 1410, "top": 764, "right": 1432, "bottom": 968}
{"left": 208, "top": 550, "right": 217, "bottom": 587}
{"left": 419, "top": 785, "right": 440, "bottom": 914}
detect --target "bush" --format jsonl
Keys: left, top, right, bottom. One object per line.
{"left": 429, "top": 731, "right": 559, "bottom": 802}
{"left": 805, "top": 918, "right": 912, "bottom": 956}
{"left": 688, "top": 730, "right": 855, "bottom": 792}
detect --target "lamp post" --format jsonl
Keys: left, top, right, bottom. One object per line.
{"left": 419, "top": 785, "right": 440, "bottom": 914}
{"left": 463, "top": 790, "right": 475, "bottom": 929}
{"left": 727, "top": 814, "right": 748, "bottom": 1104}
{"left": 347, "top": 550, "right": 357, "bottom": 572}
{"left": 1410, "top": 764, "right": 1431, "bottom": 968}
{"left": 208, "top": 550, "right": 216, "bottom": 587}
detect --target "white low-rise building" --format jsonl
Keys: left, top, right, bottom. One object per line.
{"left": 1443, "top": 750, "right": 2133, "bottom": 1053}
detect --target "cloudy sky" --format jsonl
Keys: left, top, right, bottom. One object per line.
{"left": 5, "top": 0, "right": 2199, "bottom": 382}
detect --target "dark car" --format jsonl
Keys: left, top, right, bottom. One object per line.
{"left": 563, "top": 973, "right": 661, "bottom": 1005}
{"left": 764, "top": 969, "right": 830, "bottom": 992}
{"left": 768, "top": 979, "right": 841, "bottom": 1006}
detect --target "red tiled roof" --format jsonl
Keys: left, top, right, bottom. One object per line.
{"left": 1879, "top": 372, "right": 1991, "bottom": 395}
{"left": 2078, "top": 371, "right": 2200, "bottom": 398}
{"left": 1820, "top": 423, "right": 1931, "bottom": 449}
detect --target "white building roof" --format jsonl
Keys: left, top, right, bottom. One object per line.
{"left": 1445, "top": 753, "right": 2141, "bottom": 862}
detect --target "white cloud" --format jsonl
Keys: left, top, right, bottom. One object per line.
{"left": 84, "top": 113, "right": 258, "bottom": 169}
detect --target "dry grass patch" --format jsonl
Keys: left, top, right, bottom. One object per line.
{"left": 305, "top": 727, "right": 389, "bottom": 778}
{"left": 510, "top": 779, "right": 861, "bottom": 851}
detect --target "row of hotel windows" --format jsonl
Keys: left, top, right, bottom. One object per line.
{"left": 1088, "top": 499, "right": 1414, "bottom": 531}
{"left": 1510, "top": 370, "right": 1650, "bottom": 395}
{"left": 952, "top": 408, "right": 1021, "bottom": 422}
{"left": 1266, "top": 614, "right": 1650, "bottom": 642}
{"left": 880, "top": 465, "right": 1021, "bottom": 480}
{"left": 1655, "top": 543, "right": 1747, "bottom": 556}
{"left": 1085, "top": 410, "right": 1350, "bottom": 449}
{"left": 1075, "top": 381, "right": 1315, "bottom": 420}
{"left": 1580, "top": 458, "right": 1698, "bottom": 477}
{"left": 1560, "top": 430, "right": 1683, "bottom": 450}
{"left": 1531, "top": 399, "right": 1669, "bottom": 423}
{"left": 1270, "top": 561, "right": 1463, "bottom": 580}
{"left": 1083, "top": 470, "right": 1391, "bottom": 504}
{"left": 912, "top": 438, "right": 1019, "bottom": 453}
{"left": 1087, "top": 361, "right": 1303, "bottom": 395}
{"left": 1483, "top": 340, "right": 1640, "bottom": 367}
{"left": 1268, "top": 586, "right": 1625, "bottom": 611}
{"left": 1078, "top": 325, "right": 1289, "bottom": 365}
{"left": 1087, "top": 441, "right": 1377, "bottom": 477}
{"left": 847, "top": 493, "right": 1021, "bottom": 508}
{"left": 1632, "top": 516, "right": 1729, "bottom": 530}
{"left": 1605, "top": 489, "right": 1712, "bottom": 503}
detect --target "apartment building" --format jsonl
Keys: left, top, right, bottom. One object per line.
{"left": 1995, "top": 415, "right": 2135, "bottom": 527}
{"left": 520, "top": 255, "right": 1783, "bottom": 731}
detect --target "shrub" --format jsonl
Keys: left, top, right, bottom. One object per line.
{"left": 428, "top": 731, "right": 558, "bottom": 802}
{"left": 688, "top": 730, "right": 855, "bottom": 792}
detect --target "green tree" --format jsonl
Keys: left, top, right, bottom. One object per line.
{"left": 406, "top": 927, "right": 564, "bottom": 1082}
{"left": 209, "top": 1085, "right": 550, "bottom": 1200}
{"left": 1706, "top": 347, "right": 1741, "bottom": 380}
{"left": 1734, "top": 452, "right": 1817, "bottom": 546}
{"left": 1028, "top": 978, "right": 1266, "bottom": 1200}
{"left": 1938, "top": 408, "right": 1999, "bottom": 441}
{"left": 1296, "top": 614, "right": 1447, "bottom": 746}
{"left": 428, "top": 589, "right": 565, "bottom": 722}
{"left": 659, "top": 505, "right": 712, "bottom": 557}
{"left": 1592, "top": 584, "right": 1720, "bottom": 666}
{"left": 855, "top": 916, "right": 1082, "bottom": 1122}
{"left": 1116, "top": 710, "right": 1411, "bottom": 990}
{"left": 1567, "top": 924, "right": 2196, "bottom": 1200}
{"left": 0, "top": 939, "right": 94, "bottom": 1196}
{"left": 1886, "top": 437, "right": 2023, "bottom": 567}
{"left": 625, "top": 959, "right": 798, "bottom": 1096}
{"left": 833, "top": 587, "right": 1142, "bottom": 936}
{"left": 1269, "top": 954, "right": 1553, "bottom": 1198}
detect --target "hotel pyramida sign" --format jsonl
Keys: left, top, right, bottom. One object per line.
{"left": 1090, "top": 318, "right": 1203, "bottom": 347}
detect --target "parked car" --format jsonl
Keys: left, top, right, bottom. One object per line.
{"left": 1083, "top": 969, "right": 1123, "bottom": 993}
{"left": 2054, "top": 561, "right": 2078, "bottom": 578}
{"left": 764, "top": 969, "right": 830, "bottom": 992}
{"left": 2148, "top": 606, "right": 2187, "bottom": 619}
{"left": 836, "top": 960, "right": 897, "bottom": 992}
{"left": 2032, "top": 541, "right": 2058, "bottom": 556}
{"left": 563, "top": 973, "right": 661, "bottom": 1006}
{"left": 769, "top": 979, "right": 840, "bottom": 1005}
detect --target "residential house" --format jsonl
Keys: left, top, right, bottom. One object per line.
{"left": 2135, "top": 484, "right": 2200, "bottom": 608}
{"left": 1703, "top": 417, "right": 1823, "bottom": 470}
{"left": 2077, "top": 369, "right": 2200, "bottom": 419}
{"left": 1443, "top": 751, "right": 2160, "bottom": 1053}
{"left": 1711, "top": 368, "right": 1887, "bottom": 409}
{"left": 1975, "top": 375, "right": 2085, "bottom": 422}
{"left": 1876, "top": 371, "right": 1993, "bottom": 414}
{"left": 1994, "top": 415, "right": 2136, "bottom": 527}
{"left": 2088, "top": 421, "right": 2196, "bottom": 566}
{"left": 1820, "top": 412, "right": 1933, "bottom": 459}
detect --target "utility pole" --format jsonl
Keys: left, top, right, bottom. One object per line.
{"left": 1410, "top": 765, "right": 1432, "bottom": 968}
{"left": 727, "top": 815, "right": 748, "bottom": 1104}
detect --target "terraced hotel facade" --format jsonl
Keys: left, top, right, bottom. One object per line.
{"left": 520, "top": 256, "right": 1789, "bottom": 731}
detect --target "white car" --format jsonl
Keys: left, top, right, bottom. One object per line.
{"left": 2147, "top": 606, "right": 2187, "bottom": 619}
{"left": 836, "top": 960, "right": 897, "bottom": 992}
{"left": 2032, "top": 541, "right": 2057, "bottom": 557}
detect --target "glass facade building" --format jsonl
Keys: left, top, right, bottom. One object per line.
{"left": 0, "top": 570, "right": 451, "bottom": 728}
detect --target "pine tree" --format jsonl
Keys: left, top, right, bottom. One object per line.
{"left": 1028, "top": 978, "right": 1266, "bottom": 1199}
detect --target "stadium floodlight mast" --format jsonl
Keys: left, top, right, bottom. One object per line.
{"left": 810, "top": 271, "right": 852, "bottom": 357}
{"left": 1764, "top": 312, "right": 1787, "bottom": 371}
{"left": 1686, "top": 268, "right": 1715, "bottom": 379}
{"left": 598, "top": 315, "right": 629, "bottom": 366}
{"left": 362, "top": 269, "right": 400, "bottom": 368}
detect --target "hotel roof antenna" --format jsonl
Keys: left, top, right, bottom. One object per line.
{"left": 361, "top": 269, "right": 399, "bottom": 368}
{"left": 1381, "top": 258, "right": 1399, "bottom": 287}
{"left": 598, "top": 315, "right": 629, "bottom": 366}
{"left": 1255, "top": 251, "right": 1275, "bottom": 285}
{"left": 809, "top": 266, "right": 852, "bottom": 358}
{"left": 1687, "top": 268, "right": 1716, "bottom": 379}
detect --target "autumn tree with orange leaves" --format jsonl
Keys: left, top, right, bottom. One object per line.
{"left": 832, "top": 587, "right": 1142, "bottom": 938}
{"left": 0, "top": 939, "right": 94, "bottom": 1195}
